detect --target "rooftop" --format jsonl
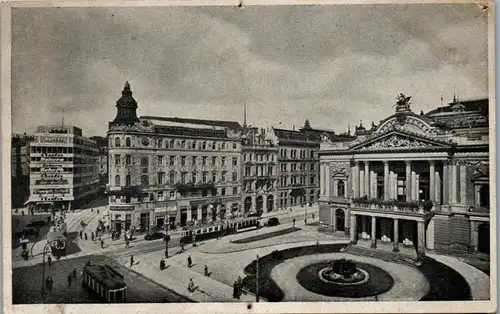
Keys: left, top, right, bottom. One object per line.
{"left": 141, "top": 116, "right": 242, "bottom": 130}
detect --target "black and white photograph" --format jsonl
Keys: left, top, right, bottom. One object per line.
{"left": 1, "top": 1, "right": 496, "bottom": 313}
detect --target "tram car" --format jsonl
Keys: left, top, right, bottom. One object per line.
{"left": 82, "top": 263, "right": 127, "bottom": 302}
{"left": 46, "top": 216, "right": 67, "bottom": 257}
{"left": 180, "top": 216, "right": 261, "bottom": 244}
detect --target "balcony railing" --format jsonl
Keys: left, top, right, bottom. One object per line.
{"left": 351, "top": 197, "right": 435, "bottom": 214}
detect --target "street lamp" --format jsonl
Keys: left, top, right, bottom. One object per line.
{"left": 164, "top": 217, "right": 170, "bottom": 258}
{"left": 41, "top": 239, "right": 63, "bottom": 301}
{"left": 255, "top": 254, "right": 259, "bottom": 302}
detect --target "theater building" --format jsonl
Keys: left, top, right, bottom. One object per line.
{"left": 318, "top": 95, "right": 490, "bottom": 257}
{"left": 107, "top": 82, "right": 243, "bottom": 232}
{"left": 241, "top": 127, "right": 279, "bottom": 213}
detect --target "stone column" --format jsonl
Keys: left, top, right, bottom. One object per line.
{"left": 442, "top": 161, "right": 449, "bottom": 205}
{"left": 344, "top": 209, "right": 350, "bottom": 236}
{"left": 197, "top": 205, "right": 202, "bottom": 222}
{"left": 405, "top": 160, "right": 412, "bottom": 202}
{"left": 186, "top": 208, "right": 192, "bottom": 222}
{"left": 417, "top": 221, "right": 426, "bottom": 256}
{"left": 252, "top": 196, "right": 256, "bottom": 212}
{"left": 325, "top": 163, "right": 331, "bottom": 198}
{"left": 364, "top": 162, "right": 370, "bottom": 197}
{"left": 369, "top": 171, "right": 374, "bottom": 198}
{"left": 460, "top": 162, "right": 467, "bottom": 204}
{"left": 333, "top": 179, "right": 338, "bottom": 197}
{"left": 411, "top": 171, "right": 417, "bottom": 201}
{"left": 332, "top": 209, "right": 337, "bottom": 230}
{"left": 352, "top": 161, "right": 360, "bottom": 198}
{"left": 435, "top": 170, "right": 441, "bottom": 204}
{"left": 451, "top": 161, "right": 458, "bottom": 204}
{"left": 361, "top": 216, "right": 367, "bottom": 235}
{"left": 384, "top": 161, "right": 390, "bottom": 200}
{"left": 370, "top": 216, "right": 377, "bottom": 248}
{"left": 415, "top": 174, "right": 420, "bottom": 202}
{"left": 475, "top": 185, "right": 481, "bottom": 206}
{"left": 320, "top": 163, "right": 325, "bottom": 196}
{"left": 393, "top": 219, "right": 399, "bottom": 252}
{"left": 429, "top": 161, "right": 435, "bottom": 201}
{"left": 350, "top": 214, "right": 357, "bottom": 243}
{"left": 359, "top": 170, "right": 365, "bottom": 197}
{"left": 388, "top": 171, "right": 394, "bottom": 199}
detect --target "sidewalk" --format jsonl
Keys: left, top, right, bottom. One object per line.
{"left": 114, "top": 252, "right": 259, "bottom": 302}
{"left": 260, "top": 204, "right": 319, "bottom": 219}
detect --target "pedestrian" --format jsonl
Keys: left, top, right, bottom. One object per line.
{"left": 125, "top": 239, "right": 130, "bottom": 248}
{"left": 188, "top": 278, "right": 195, "bottom": 292}
{"left": 204, "top": 265, "right": 209, "bottom": 276}
{"left": 312, "top": 213, "right": 315, "bottom": 220}
{"left": 100, "top": 239, "right": 104, "bottom": 249}
{"left": 47, "top": 255, "right": 52, "bottom": 267}
{"left": 67, "top": 273, "right": 72, "bottom": 287}
{"left": 188, "top": 255, "right": 192, "bottom": 268}
{"left": 233, "top": 281, "right": 239, "bottom": 299}
{"left": 91, "top": 232, "right": 95, "bottom": 241}
{"left": 130, "top": 255, "right": 134, "bottom": 267}
{"left": 293, "top": 218, "right": 296, "bottom": 227}
{"left": 97, "top": 209, "right": 99, "bottom": 214}
{"left": 237, "top": 275, "right": 242, "bottom": 286}
{"left": 84, "top": 232, "right": 88, "bottom": 241}
{"left": 46, "top": 276, "right": 53, "bottom": 293}
{"left": 79, "top": 230, "right": 83, "bottom": 239}
{"left": 72, "top": 268, "right": 77, "bottom": 279}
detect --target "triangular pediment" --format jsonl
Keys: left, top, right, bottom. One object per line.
{"left": 350, "top": 130, "right": 452, "bottom": 151}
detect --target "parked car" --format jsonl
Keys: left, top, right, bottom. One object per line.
{"left": 266, "top": 217, "right": 280, "bottom": 227}
{"left": 144, "top": 231, "right": 165, "bottom": 241}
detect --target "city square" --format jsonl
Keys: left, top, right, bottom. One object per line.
{"left": 5, "top": 2, "right": 494, "bottom": 312}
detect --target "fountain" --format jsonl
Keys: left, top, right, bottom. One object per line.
{"left": 318, "top": 259, "right": 369, "bottom": 285}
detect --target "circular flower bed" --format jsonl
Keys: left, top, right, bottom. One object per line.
{"left": 296, "top": 260, "right": 394, "bottom": 298}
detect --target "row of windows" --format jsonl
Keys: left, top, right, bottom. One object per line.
{"left": 243, "top": 181, "right": 275, "bottom": 191}
{"left": 114, "top": 170, "right": 238, "bottom": 186}
{"left": 280, "top": 175, "right": 316, "bottom": 186}
{"left": 113, "top": 155, "right": 238, "bottom": 168}
{"left": 113, "top": 137, "right": 239, "bottom": 151}
{"left": 244, "top": 165, "right": 275, "bottom": 177}
{"left": 279, "top": 149, "right": 316, "bottom": 159}
{"left": 280, "top": 163, "right": 315, "bottom": 172}
{"left": 279, "top": 194, "right": 316, "bottom": 206}
{"left": 243, "top": 153, "right": 276, "bottom": 162}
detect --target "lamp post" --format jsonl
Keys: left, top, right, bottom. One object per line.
{"left": 255, "top": 254, "right": 259, "bottom": 302}
{"left": 41, "top": 239, "right": 63, "bottom": 301}
{"left": 164, "top": 216, "right": 170, "bottom": 258}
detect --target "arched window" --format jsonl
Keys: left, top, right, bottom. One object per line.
{"left": 169, "top": 139, "right": 174, "bottom": 148}
{"left": 141, "top": 175, "right": 149, "bottom": 187}
{"left": 337, "top": 180, "right": 345, "bottom": 197}
{"left": 202, "top": 141, "right": 207, "bottom": 150}
{"left": 221, "top": 142, "right": 226, "bottom": 150}
{"left": 125, "top": 137, "right": 131, "bottom": 147}
{"left": 115, "top": 137, "right": 121, "bottom": 147}
{"left": 125, "top": 175, "right": 131, "bottom": 186}
{"left": 115, "top": 175, "right": 121, "bottom": 186}
{"left": 157, "top": 139, "right": 162, "bottom": 148}
{"left": 212, "top": 142, "right": 217, "bottom": 150}
{"left": 192, "top": 141, "right": 196, "bottom": 149}
{"left": 181, "top": 140, "right": 186, "bottom": 149}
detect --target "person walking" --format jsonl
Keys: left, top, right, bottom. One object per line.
{"left": 187, "top": 255, "right": 192, "bottom": 268}
{"left": 79, "top": 230, "right": 83, "bottom": 239}
{"left": 100, "top": 239, "right": 104, "bottom": 249}
{"left": 293, "top": 218, "right": 296, "bottom": 227}
{"left": 233, "top": 281, "right": 240, "bottom": 299}
{"left": 47, "top": 255, "right": 52, "bottom": 267}
{"left": 130, "top": 255, "right": 134, "bottom": 267}
{"left": 91, "top": 232, "right": 95, "bottom": 241}
{"left": 72, "top": 268, "right": 77, "bottom": 279}
{"left": 46, "top": 276, "right": 53, "bottom": 293}
{"left": 84, "top": 232, "right": 88, "bottom": 241}
{"left": 125, "top": 239, "right": 130, "bottom": 248}
{"left": 67, "top": 273, "right": 72, "bottom": 287}
{"left": 188, "top": 278, "right": 195, "bottom": 292}
{"left": 204, "top": 265, "right": 209, "bottom": 276}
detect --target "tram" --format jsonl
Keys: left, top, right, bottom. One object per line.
{"left": 46, "top": 216, "right": 67, "bottom": 257}
{"left": 180, "top": 216, "right": 261, "bottom": 244}
{"left": 82, "top": 263, "right": 127, "bottom": 302}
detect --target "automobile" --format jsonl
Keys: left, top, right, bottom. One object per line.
{"left": 247, "top": 213, "right": 261, "bottom": 218}
{"left": 20, "top": 226, "right": 38, "bottom": 237}
{"left": 266, "top": 217, "right": 280, "bottom": 227}
{"left": 144, "top": 231, "right": 165, "bottom": 241}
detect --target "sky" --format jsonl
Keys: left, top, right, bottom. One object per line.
{"left": 11, "top": 4, "right": 488, "bottom": 137}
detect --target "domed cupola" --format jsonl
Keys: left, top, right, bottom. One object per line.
{"left": 112, "top": 81, "right": 139, "bottom": 125}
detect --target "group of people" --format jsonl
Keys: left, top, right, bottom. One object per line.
{"left": 67, "top": 268, "right": 78, "bottom": 287}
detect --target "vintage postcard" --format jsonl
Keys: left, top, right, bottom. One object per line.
{"left": 1, "top": 0, "right": 496, "bottom": 313}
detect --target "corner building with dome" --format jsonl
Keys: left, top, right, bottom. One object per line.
{"left": 318, "top": 95, "right": 490, "bottom": 257}
{"left": 107, "top": 82, "right": 244, "bottom": 232}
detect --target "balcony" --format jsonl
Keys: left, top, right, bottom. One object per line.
{"left": 106, "top": 185, "right": 142, "bottom": 197}
{"left": 350, "top": 197, "right": 436, "bottom": 218}
{"left": 109, "top": 204, "right": 135, "bottom": 211}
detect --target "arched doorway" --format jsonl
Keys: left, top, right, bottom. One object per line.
{"left": 267, "top": 195, "right": 274, "bottom": 212}
{"left": 256, "top": 195, "right": 263, "bottom": 211}
{"left": 244, "top": 197, "right": 252, "bottom": 213}
{"left": 335, "top": 209, "right": 345, "bottom": 231}
{"left": 478, "top": 223, "right": 490, "bottom": 254}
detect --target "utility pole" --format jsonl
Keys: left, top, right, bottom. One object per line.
{"left": 256, "top": 254, "right": 260, "bottom": 302}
